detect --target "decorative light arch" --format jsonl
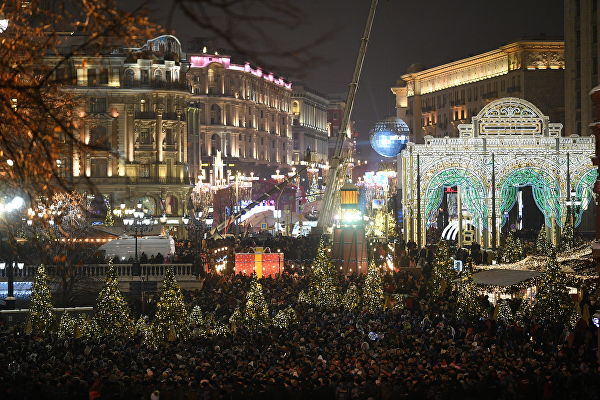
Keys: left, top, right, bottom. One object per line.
{"left": 573, "top": 168, "right": 597, "bottom": 227}
{"left": 498, "top": 167, "right": 561, "bottom": 228}
{"left": 424, "top": 168, "right": 487, "bottom": 229}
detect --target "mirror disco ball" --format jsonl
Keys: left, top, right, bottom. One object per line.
{"left": 369, "top": 118, "right": 410, "bottom": 158}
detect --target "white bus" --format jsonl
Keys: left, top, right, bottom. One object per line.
{"left": 99, "top": 235, "right": 175, "bottom": 260}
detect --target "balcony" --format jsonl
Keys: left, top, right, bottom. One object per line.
{"left": 79, "top": 176, "right": 191, "bottom": 186}
{"left": 134, "top": 111, "right": 186, "bottom": 121}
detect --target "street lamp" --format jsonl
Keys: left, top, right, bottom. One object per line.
{"left": 123, "top": 202, "right": 154, "bottom": 276}
{"left": 0, "top": 195, "right": 25, "bottom": 309}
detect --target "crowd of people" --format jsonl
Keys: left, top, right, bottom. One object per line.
{"left": 1, "top": 267, "right": 599, "bottom": 399}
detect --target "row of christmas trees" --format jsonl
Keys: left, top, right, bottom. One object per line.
{"left": 25, "top": 263, "right": 299, "bottom": 347}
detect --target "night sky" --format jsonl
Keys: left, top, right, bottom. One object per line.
{"left": 142, "top": 0, "right": 564, "bottom": 163}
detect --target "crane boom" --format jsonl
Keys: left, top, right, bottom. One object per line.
{"left": 316, "top": 0, "right": 378, "bottom": 231}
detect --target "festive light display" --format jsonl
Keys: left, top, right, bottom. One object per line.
{"left": 228, "top": 307, "right": 244, "bottom": 333}
{"left": 366, "top": 209, "right": 395, "bottom": 238}
{"left": 560, "top": 216, "right": 577, "bottom": 251}
{"left": 235, "top": 250, "right": 284, "bottom": 278}
{"left": 272, "top": 306, "right": 297, "bottom": 329}
{"left": 369, "top": 118, "right": 409, "bottom": 158}
{"left": 428, "top": 241, "right": 455, "bottom": 296}
{"left": 516, "top": 299, "right": 533, "bottom": 325}
{"left": 243, "top": 275, "right": 271, "bottom": 329}
{"left": 342, "top": 284, "right": 360, "bottom": 311}
{"left": 94, "top": 262, "right": 133, "bottom": 338}
{"left": 25, "top": 265, "right": 54, "bottom": 336}
{"left": 307, "top": 240, "right": 339, "bottom": 309}
{"left": 500, "top": 232, "right": 524, "bottom": 264}
{"left": 151, "top": 266, "right": 189, "bottom": 343}
{"left": 362, "top": 262, "right": 384, "bottom": 313}
{"left": 531, "top": 250, "right": 575, "bottom": 326}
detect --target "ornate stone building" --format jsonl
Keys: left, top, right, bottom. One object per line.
{"left": 60, "top": 35, "right": 192, "bottom": 220}
{"left": 291, "top": 84, "right": 330, "bottom": 164}
{"left": 186, "top": 51, "right": 293, "bottom": 185}
{"left": 391, "top": 41, "right": 565, "bottom": 143}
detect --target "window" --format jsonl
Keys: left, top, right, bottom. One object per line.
{"left": 461, "top": 110, "right": 465, "bottom": 120}
{"left": 166, "top": 70, "right": 172, "bottom": 82}
{"left": 99, "top": 68, "right": 109, "bottom": 84}
{"left": 139, "top": 164, "right": 151, "bottom": 178}
{"left": 454, "top": 111, "right": 458, "bottom": 121}
{"left": 90, "top": 125, "right": 109, "bottom": 149}
{"left": 124, "top": 69, "right": 134, "bottom": 86}
{"left": 89, "top": 97, "right": 107, "bottom": 113}
{"left": 210, "top": 104, "right": 221, "bottom": 124}
{"left": 87, "top": 69, "right": 97, "bottom": 86}
{"left": 292, "top": 101, "right": 300, "bottom": 114}
{"left": 154, "top": 70, "right": 162, "bottom": 82}
{"left": 165, "top": 128, "right": 174, "bottom": 145}
{"left": 139, "top": 128, "right": 152, "bottom": 145}
{"left": 90, "top": 158, "right": 107, "bottom": 177}
{"left": 210, "top": 134, "right": 220, "bottom": 155}
{"left": 141, "top": 69, "right": 149, "bottom": 84}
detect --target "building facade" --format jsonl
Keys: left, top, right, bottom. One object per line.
{"left": 565, "top": 0, "right": 600, "bottom": 136}
{"left": 391, "top": 41, "right": 565, "bottom": 143}
{"left": 399, "top": 98, "right": 595, "bottom": 249}
{"left": 61, "top": 35, "right": 192, "bottom": 221}
{"left": 291, "top": 85, "right": 329, "bottom": 164}
{"left": 186, "top": 51, "right": 293, "bottom": 185}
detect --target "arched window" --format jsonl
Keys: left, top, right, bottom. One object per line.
{"left": 292, "top": 101, "right": 299, "bottom": 115}
{"left": 210, "top": 104, "right": 221, "bottom": 125}
{"left": 124, "top": 69, "right": 134, "bottom": 87}
{"left": 210, "top": 134, "right": 221, "bottom": 155}
{"left": 90, "top": 125, "right": 109, "bottom": 149}
{"left": 154, "top": 69, "right": 162, "bottom": 82}
{"left": 165, "top": 195, "right": 179, "bottom": 216}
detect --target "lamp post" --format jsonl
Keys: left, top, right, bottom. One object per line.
{"left": 123, "top": 202, "right": 154, "bottom": 276}
{"left": 0, "top": 195, "right": 25, "bottom": 309}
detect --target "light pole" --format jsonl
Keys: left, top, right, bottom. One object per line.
{"left": 123, "top": 201, "right": 154, "bottom": 276}
{"left": 0, "top": 196, "right": 25, "bottom": 309}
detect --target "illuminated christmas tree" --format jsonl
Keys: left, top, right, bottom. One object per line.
{"left": 342, "top": 283, "right": 360, "bottom": 311}
{"left": 244, "top": 275, "right": 271, "bottom": 329}
{"left": 532, "top": 249, "right": 574, "bottom": 326}
{"left": 151, "top": 266, "right": 189, "bottom": 343}
{"left": 515, "top": 298, "right": 533, "bottom": 325}
{"left": 104, "top": 195, "right": 114, "bottom": 226}
{"left": 496, "top": 299, "right": 514, "bottom": 324}
{"left": 228, "top": 307, "right": 244, "bottom": 333}
{"left": 455, "top": 264, "right": 485, "bottom": 320}
{"left": 535, "top": 226, "right": 551, "bottom": 255}
{"left": 307, "top": 240, "right": 339, "bottom": 308}
{"left": 428, "top": 241, "right": 455, "bottom": 296}
{"left": 362, "top": 262, "right": 384, "bottom": 313}
{"left": 272, "top": 306, "right": 297, "bottom": 329}
{"left": 25, "top": 265, "right": 54, "bottom": 336}
{"left": 560, "top": 215, "right": 577, "bottom": 251}
{"left": 501, "top": 232, "right": 524, "bottom": 264}
{"left": 94, "top": 262, "right": 133, "bottom": 338}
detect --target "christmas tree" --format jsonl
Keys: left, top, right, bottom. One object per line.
{"left": 25, "top": 265, "right": 54, "bottom": 335}
{"left": 532, "top": 249, "right": 574, "bottom": 326}
{"left": 501, "top": 232, "right": 524, "bottom": 263}
{"left": 515, "top": 298, "right": 533, "bottom": 326}
{"left": 151, "top": 266, "right": 189, "bottom": 343}
{"left": 535, "top": 226, "right": 551, "bottom": 255}
{"left": 362, "top": 262, "right": 384, "bottom": 313}
{"left": 228, "top": 307, "right": 244, "bottom": 333}
{"left": 455, "top": 264, "right": 485, "bottom": 320}
{"left": 560, "top": 214, "right": 577, "bottom": 251}
{"left": 272, "top": 306, "right": 297, "bottom": 329}
{"left": 496, "top": 299, "right": 514, "bottom": 324}
{"left": 104, "top": 195, "right": 114, "bottom": 226}
{"left": 342, "top": 283, "right": 360, "bottom": 311}
{"left": 307, "top": 240, "right": 339, "bottom": 309}
{"left": 243, "top": 275, "right": 271, "bottom": 329}
{"left": 94, "top": 262, "right": 133, "bottom": 338}
{"left": 57, "top": 311, "right": 75, "bottom": 338}
{"left": 428, "top": 241, "right": 456, "bottom": 296}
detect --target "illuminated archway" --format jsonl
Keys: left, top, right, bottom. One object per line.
{"left": 424, "top": 168, "right": 487, "bottom": 229}
{"left": 573, "top": 168, "right": 597, "bottom": 227}
{"left": 499, "top": 167, "right": 561, "bottom": 228}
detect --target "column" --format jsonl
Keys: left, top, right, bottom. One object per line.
{"left": 156, "top": 105, "right": 164, "bottom": 163}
